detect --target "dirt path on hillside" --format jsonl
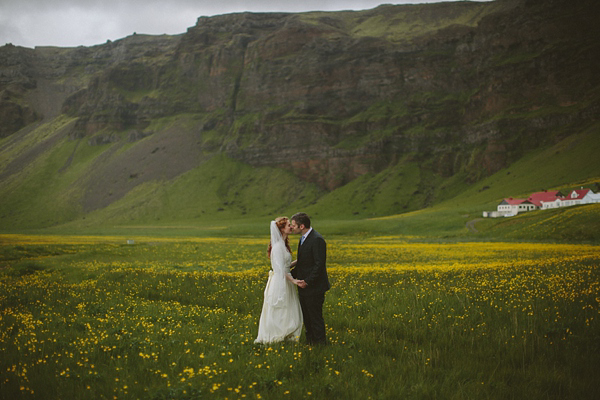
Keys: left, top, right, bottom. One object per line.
{"left": 466, "top": 218, "right": 483, "bottom": 233}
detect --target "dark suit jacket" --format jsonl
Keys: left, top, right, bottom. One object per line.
{"left": 291, "top": 229, "right": 330, "bottom": 296}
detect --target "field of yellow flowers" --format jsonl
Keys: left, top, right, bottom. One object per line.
{"left": 1, "top": 234, "right": 599, "bottom": 399}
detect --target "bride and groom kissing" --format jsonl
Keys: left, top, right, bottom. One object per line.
{"left": 255, "top": 212, "right": 330, "bottom": 346}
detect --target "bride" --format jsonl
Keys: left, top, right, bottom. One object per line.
{"left": 255, "top": 217, "right": 303, "bottom": 344}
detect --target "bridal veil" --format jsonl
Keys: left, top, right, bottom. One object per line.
{"left": 266, "top": 220, "right": 288, "bottom": 307}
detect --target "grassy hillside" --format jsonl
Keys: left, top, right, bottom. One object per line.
{"left": 478, "top": 203, "right": 600, "bottom": 242}
{"left": 446, "top": 123, "right": 600, "bottom": 208}
{"left": 349, "top": 124, "right": 600, "bottom": 241}
{"left": 2, "top": 117, "right": 599, "bottom": 243}
{"left": 2, "top": 0, "right": 599, "bottom": 243}
{"left": 0, "top": 117, "right": 85, "bottom": 228}
{"left": 46, "top": 128, "right": 600, "bottom": 245}
{"left": 62, "top": 154, "right": 322, "bottom": 228}
{"left": 299, "top": 1, "right": 517, "bottom": 43}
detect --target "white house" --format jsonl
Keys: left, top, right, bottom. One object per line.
{"left": 485, "top": 187, "right": 597, "bottom": 218}
{"left": 541, "top": 197, "right": 564, "bottom": 209}
{"left": 497, "top": 198, "right": 536, "bottom": 215}
{"left": 527, "top": 190, "right": 564, "bottom": 210}
{"left": 563, "top": 189, "right": 590, "bottom": 207}
{"left": 582, "top": 190, "right": 600, "bottom": 204}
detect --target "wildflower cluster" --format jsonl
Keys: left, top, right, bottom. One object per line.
{"left": 1, "top": 234, "right": 599, "bottom": 399}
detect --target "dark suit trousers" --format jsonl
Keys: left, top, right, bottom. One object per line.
{"left": 299, "top": 292, "right": 326, "bottom": 345}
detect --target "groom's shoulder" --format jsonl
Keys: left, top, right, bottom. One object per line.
{"left": 312, "top": 230, "right": 325, "bottom": 242}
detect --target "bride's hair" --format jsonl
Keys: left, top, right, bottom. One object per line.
{"left": 267, "top": 217, "right": 291, "bottom": 257}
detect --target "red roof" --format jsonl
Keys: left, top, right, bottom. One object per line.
{"left": 566, "top": 189, "right": 590, "bottom": 200}
{"left": 527, "top": 191, "right": 563, "bottom": 206}
{"left": 501, "top": 198, "right": 529, "bottom": 205}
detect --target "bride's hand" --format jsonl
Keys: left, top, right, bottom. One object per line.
{"left": 296, "top": 280, "right": 307, "bottom": 288}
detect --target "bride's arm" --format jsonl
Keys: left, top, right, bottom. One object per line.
{"left": 288, "top": 260, "right": 300, "bottom": 284}
{"left": 272, "top": 246, "right": 301, "bottom": 285}
{"left": 285, "top": 259, "right": 301, "bottom": 285}
{"left": 285, "top": 272, "right": 301, "bottom": 285}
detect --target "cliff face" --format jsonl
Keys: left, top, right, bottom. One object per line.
{"left": 1, "top": 0, "right": 599, "bottom": 217}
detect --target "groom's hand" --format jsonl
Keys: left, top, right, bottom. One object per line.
{"left": 297, "top": 280, "right": 307, "bottom": 288}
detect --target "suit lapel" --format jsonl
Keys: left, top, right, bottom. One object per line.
{"left": 298, "top": 230, "right": 312, "bottom": 258}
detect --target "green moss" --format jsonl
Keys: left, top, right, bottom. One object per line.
{"left": 306, "top": 160, "right": 428, "bottom": 219}
{"left": 348, "top": 3, "right": 495, "bottom": 42}
{"left": 0, "top": 137, "right": 84, "bottom": 228}
{"left": 231, "top": 113, "right": 261, "bottom": 147}
{"left": 67, "top": 154, "right": 322, "bottom": 228}
{"left": 347, "top": 100, "right": 409, "bottom": 123}
{"left": 146, "top": 114, "right": 202, "bottom": 132}
{"left": 493, "top": 51, "right": 542, "bottom": 67}
{"left": 0, "top": 116, "right": 76, "bottom": 171}
{"left": 297, "top": 1, "right": 510, "bottom": 44}
{"left": 118, "top": 88, "right": 162, "bottom": 103}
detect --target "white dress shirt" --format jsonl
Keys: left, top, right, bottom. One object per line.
{"left": 300, "top": 227, "right": 313, "bottom": 245}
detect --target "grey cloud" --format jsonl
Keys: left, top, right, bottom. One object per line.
{"left": 0, "top": 0, "right": 468, "bottom": 48}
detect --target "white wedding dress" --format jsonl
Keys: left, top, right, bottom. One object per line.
{"left": 255, "top": 222, "right": 303, "bottom": 344}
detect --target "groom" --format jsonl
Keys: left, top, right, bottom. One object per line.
{"left": 290, "top": 212, "right": 330, "bottom": 345}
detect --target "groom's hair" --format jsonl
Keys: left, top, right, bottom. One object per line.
{"left": 291, "top": 212, "right": 311, "bottom": 229}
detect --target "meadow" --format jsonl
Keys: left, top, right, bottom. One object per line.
{"left": 1, "top": 234, "right": 599, "bottom": 399}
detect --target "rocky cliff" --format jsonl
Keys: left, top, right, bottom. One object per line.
{"left": 1, "top": 0, "right": 599, "bottom": 226}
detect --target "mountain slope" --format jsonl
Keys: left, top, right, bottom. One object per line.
{"left": 1, "top": 0, "right": 599, "bottom": 231}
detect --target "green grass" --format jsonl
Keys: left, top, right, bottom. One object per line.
{"left": 1, "top": 236, "right": 599, "bottom": 399}
{"left": 1, "top": 101, "right": 599, "bottom": 242}
{"left": 7, "top": 125, "right": 597, "bottom": 242}
{"left": 478, "top": 203, "right": 600, "bottom": 242}
{"left": 0, "top": 115, "right": 75, "bottom": 172}
{"left": 306, "top": 160, "right": 426, "bottom": 218}
{"left": 85, "top": 154, "right": 320, "bottom": 223}
{"left": 299, "top": 1, "right": 511, "bottom": 43}
{"left": 0, "top": 137, "right": 85, "bottom": 228}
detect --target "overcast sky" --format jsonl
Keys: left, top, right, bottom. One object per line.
{"left": 0, "top": 0, "right": 486, "bottom": 49}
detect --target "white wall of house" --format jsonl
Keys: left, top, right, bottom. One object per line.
{"left": 541, "top": 199, "right": 563, "bottom": 209}
{"left": 498, "top": 204, "right": 521, "bottom": 214}
{"left": 582, "top": 192, "right": 600, "bottom": 204}
{"left": 497, "top": 202, "right": 535, "bottom": 214}
{"left": 563, "top": 198, "right": 582, "bottom": 207}
{"left": 513, "top": 203, "right": 535, "bottom": 213}
{"left": 521, "top": 203, "right": 536, "bottom": 211}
